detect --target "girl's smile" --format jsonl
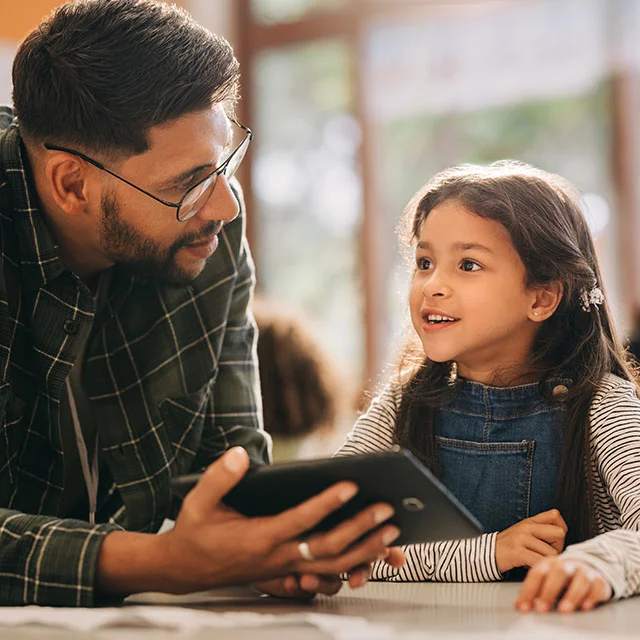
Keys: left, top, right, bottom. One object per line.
{"left": 420, "top": 307, "right": 460, "bottom": 332}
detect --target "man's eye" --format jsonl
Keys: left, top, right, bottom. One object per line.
{"left": 416, "top": 257, "right": 432, "bottom": 270}
{"left": 461, "top": 259, "right": 481, "bottom": 272}
{"left": 177, "top": 177, "right": 198, "bottom": 191}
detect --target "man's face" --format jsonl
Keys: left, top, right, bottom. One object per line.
{"left": 96, "top": 105, "right": 239, "bottom": 284}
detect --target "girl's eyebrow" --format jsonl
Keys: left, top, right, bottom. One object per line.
{"left": 417, "top": 240, "right": 495, "bottom": 255}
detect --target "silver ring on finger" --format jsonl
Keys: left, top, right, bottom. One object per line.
{"left": 298, "top": 541, "right": 316, "bottom": 562}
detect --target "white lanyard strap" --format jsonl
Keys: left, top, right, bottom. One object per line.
{"left": 66, "top": 377, "right": 99, "bottom": 525}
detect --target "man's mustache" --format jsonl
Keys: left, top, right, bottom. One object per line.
{"left": 180, "top": 220, "right": 223, "bottom": 246}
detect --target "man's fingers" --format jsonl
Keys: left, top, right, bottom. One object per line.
{"left": 298, "top": 574, "right": 343, "bottom": 595}
{"left": 183, "top": 447, "right": 250, "bottom": 514}
{"left": 384, "top": 547, "right": 405, "bottom": 569}
{"left": 347, "top": 565, "right": 371, "bottom": 589}
{"left": 300, "top": 502, "right": 395, "bottom": 559}
{"left": 265, "top": 482, "right": 359, "bottom": 544}
{"left": 292, "top": 524, "right": 400, "bottom": 575}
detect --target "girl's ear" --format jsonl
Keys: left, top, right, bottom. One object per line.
{"left": 529, "top": 281, "right": 563, "bottom": 322}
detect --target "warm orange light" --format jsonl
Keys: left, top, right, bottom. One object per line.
{"left": 1, "top": 0, "right": 189, "bottom": 42}
{"left": 1, "top": 1, "right": 70, "bottom": 41}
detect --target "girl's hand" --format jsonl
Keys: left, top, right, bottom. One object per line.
{"left": 515, "top": 557, "right": 613, "bottom": 613}
{"left": 495, "top": 509, "right": 568, "bottom": 573}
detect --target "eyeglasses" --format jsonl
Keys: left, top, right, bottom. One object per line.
{"left": 44, "top": 119, "right": 252, "bottom": 222}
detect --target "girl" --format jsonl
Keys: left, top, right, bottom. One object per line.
{"left": 336, "top": 160, "right": 640, "bottom": 613}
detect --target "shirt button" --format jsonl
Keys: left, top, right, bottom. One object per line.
{"left": 63, "top": 320, "right": 79, "bottom": 335}
{"left": 552, "top": 384, "right": 568, "bottom": 398}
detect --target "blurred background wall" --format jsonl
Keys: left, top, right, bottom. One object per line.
{"left": 1, "top": 0, "right": 639, "bottom": 455}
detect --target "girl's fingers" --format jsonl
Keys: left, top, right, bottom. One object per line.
{"left": 557, "top": 568, "right": 593, "bottom": 613}
{"left": 521, "top": 549, "right": 547, "bottom": 570}
{"left": 528, "top": 524, "right": 567, "bottom": 548}
{"left": 581, "top": 575, "right": 613, "bottom": 611}
{"left": 515, "top": 560, "right": 550, "bottom": 612}
{"left": 534, "top": 562, "right": 574, "bottom": 612}
{"left": 524, "top": 536, "right": 559, "bottom": 559}
{"left": 516, "top": 559, "right": 613, "bottom": 614}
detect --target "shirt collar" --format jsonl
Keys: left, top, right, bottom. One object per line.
{"left": 0, "top": 114, "right": 67, "bottom": 290}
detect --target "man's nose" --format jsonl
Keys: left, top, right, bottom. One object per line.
{"left": 197, "top": 175, "right": 239, "bottom": 223}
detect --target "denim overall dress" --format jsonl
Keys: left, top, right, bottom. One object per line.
{"left": 435, "top": 379, "right": 567, "bottom": 533}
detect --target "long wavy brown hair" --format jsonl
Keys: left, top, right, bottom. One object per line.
{"left": 394, "top": 160, "right": 638, "bottom": 545}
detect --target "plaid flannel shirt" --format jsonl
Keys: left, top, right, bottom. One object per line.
{"left": 0, "top": 107, "right": 270, "bottom": 606}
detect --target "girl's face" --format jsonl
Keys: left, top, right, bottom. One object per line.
{"left": 409, "top": 200, "right": 541, "bottom": 385}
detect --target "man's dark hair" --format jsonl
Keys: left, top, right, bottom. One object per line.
{"left": 12, "top": 0, "right": 239, "bottom": 157}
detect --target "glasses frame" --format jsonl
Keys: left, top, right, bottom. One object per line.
{"left": 44, "top": 119, "right": 252, "bottom": 222}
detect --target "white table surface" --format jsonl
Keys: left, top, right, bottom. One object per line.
{"left": 2, "top": 581, "right": 638, "bottom": 639}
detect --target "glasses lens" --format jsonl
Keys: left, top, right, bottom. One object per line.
{"left": 177, "top": 175, "right": 216, "bottom": 221}
{"left": 224, "top": 134, "right": 250, "bottom": 179}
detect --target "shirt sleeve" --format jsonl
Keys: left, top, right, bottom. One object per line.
{"left": 335, "top": 382, "right": 502, "bottom": 583}
{"left": 556, "top": 380, "right": 640, "bottom": 599}
{"left": 0, "top": 509, "right": 121, "bottom": 606}
{"left": 191, "top": 181, "right": 271, "bottom": 472}
{"left": 334, "top": 383, "right": 401, "bottom": 456}
{"left": 371, "top": 533, "right": 502, "bottom": 583}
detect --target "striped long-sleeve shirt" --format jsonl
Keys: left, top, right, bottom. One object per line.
{"left": 336, "top": 372, "right": 640, "bottom": 599}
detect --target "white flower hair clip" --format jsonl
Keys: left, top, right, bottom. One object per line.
{"left": 579, "top": 285, "right": 604, "bottom": 312}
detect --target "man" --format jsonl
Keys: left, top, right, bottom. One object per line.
{"left": 0, "top": 0, "right": 402, "bottom": 606}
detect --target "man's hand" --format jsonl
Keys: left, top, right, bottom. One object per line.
{"left": 97, "top": 447, "right": 402, "bottom": 597}
{"left": 515, "top": 557, "right": 613, "bottom": 613}
{"left": 495, "top": 509, "right": 568, "bottom": 574}
{"left": 253, "top": 575, "right": 343, "bottom": 599}
{"left": 253, "top": 547, "right": 405, "bottom": 600}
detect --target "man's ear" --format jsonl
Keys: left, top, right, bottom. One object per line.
{"left": 45, "top": 153, "right": 91, "bottom": 216}
{"left": 528, "top": 281, "right": 563, "bottom": 322}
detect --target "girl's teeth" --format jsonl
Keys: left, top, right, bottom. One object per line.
{"left": 427, "top": 314, "right": 456, "bottom": 323}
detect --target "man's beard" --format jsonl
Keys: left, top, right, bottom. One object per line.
{"left": 99, "top": 191, "right": 220, "bottom": 285}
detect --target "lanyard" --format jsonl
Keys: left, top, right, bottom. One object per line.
{"left": 66, "top": 376, "right": 99, "bottom": 525}
{"left": 64, "top": 271, "right": 111, "bottom": 525}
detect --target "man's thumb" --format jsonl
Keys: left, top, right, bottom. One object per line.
{"left": 187, "top": 447, "right": 250, "bottom": 511}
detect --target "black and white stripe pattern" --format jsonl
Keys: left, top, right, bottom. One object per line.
{"left": 336, "top": 373, "right": 640, "bottom": 597}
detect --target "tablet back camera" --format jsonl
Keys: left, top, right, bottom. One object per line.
{"left": 402, "top": 497, "right": 425, "bottom": 512}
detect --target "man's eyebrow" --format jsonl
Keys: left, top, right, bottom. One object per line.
{"left": 159, "top": 133, "right": 235, "bottom": 189}
{"left": 160, "top": 162, "right": 216, "bottom": 188}
{"left": 416, "top": 240, "right": 495, "bottom": 255}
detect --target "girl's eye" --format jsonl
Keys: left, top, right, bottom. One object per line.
{"left": 416, "top": 257, "right": 432, "bottom": 270}
{"left": 461, "top": 259, "right": 481, "bottom": 272}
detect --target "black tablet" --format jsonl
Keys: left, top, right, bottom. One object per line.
{"left": 170, "top": 448, "right": 483, "bottom": 546}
